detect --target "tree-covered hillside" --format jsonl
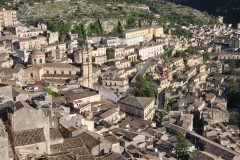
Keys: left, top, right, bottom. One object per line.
{"left": 167, "top": 0, "right": 240, "bottom": 25}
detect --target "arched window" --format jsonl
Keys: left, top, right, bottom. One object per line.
{"left": 39, "top": 59, "right": 43, "bottom": 64}
{"left": 34, "top": 59, "right": 37, "bottom": 63}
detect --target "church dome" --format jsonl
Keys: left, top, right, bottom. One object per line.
{"left": 31, "top": 49, "right": 44, "bottom": 55}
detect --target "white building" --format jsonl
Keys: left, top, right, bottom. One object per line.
{"left": 135, "top": 42, "right": 164, "bottom": 60}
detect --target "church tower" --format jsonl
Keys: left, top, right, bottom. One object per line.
{"left": 82, "top": 37, "right": 93, "bottom": 88}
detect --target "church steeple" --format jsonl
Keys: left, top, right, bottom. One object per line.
{"left": 82, "top": 36, "right": 93, "bottom": 88}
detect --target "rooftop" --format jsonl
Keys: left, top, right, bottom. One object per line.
{"left": 15, "top": 128, "right": 45, "bottom": 146}
{"left": 62, "top": 87, "right": 99, "bottom": 102}
{"left": 118, "top": 96, "right": 154, "bottom": 109}
{"left": 50, "top": 137, "right": 84, "bottom": 152}
{"left": 50, "top": 129, "right": 63, "bottom": 140}
{"left": 43, "top": 63, "right": 80, "bottom": 69}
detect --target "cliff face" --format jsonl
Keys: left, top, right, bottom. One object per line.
{"left": 167, "top": 0, "right": 240, "bottom": 25}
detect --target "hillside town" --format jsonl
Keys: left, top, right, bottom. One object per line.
{"left": 1, "top": 5, "right": 240, "bottom": 160}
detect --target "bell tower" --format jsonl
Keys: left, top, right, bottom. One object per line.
{"left": 82, "top": 37, "right": 93, "bottom": 88}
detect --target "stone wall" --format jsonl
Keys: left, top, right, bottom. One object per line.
{"left": 12, "top": 107, "right": 44, "bottom": 131}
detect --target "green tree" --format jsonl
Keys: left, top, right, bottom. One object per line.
{"left": 222, "top": 59, "right": 237, "bottom": 75}
{"left": 226, "top": 81, "right": 240, "bottom": 109}
{"left": 134, "top": 75, "right": 157, "bottom": 97}
{"left": 133, "top": 88, "right": 146, "bottom": 97}
{"left": 145, "top": 88, "right": 155, "bottom": 97}
{"left": 126, "top": 16, "right": 135, "bottom": 29}
{"left": 89, "top": 19, "right": 104, "bottom": 36}
{"left": 112, "top": 21, "right": 123, "bottom": 37}
{"left": 229, "top": 113, "right": 238, "bottom": 125}
{"left": 72, "top": 23, "right": 87, "bottom": 38}
{"left": 175, "top": 133, "right": 190, "bottom": 160}
{"left": 185, "top": 47, "right": 197, "bottom": 55}
{"left": 203, "top": 52, "right": 210, "bottom": 63}
{"left": 172, "top": 27, "right": 193, "bottom": 39}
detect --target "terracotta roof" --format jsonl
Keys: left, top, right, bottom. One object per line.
{"left": 47, "top": 154, "right": 75, "bottom": 160}
{"left": 70, "top": 147, "right": 90, "bottom": 155}
{"left": 48, "top": 153, "right": 94, "bottom": 160}
{"left": 80, "top": 131, "right": 109, "bottom": 149}
{"left": 204, "top": 143, "right": 236, "bottom": 159}
{"left": 118, "top": 117, "right": 153, "bottom": 131}
{"left": 105, "top": 135, "right": 119, "bottom": 144}
{"left": 92, "top": 67, "right": 101, "bottom": 73}
{"left": 99, "top": 108, "right": 118, "bottom": 119}
{"left": 0, "top": 101, "right": 25, "bottom": 111}
{"left": 190, "top": 151, "right": 215, "bottom": 160}
{"left": 79, "top": 132, "right": 100, "bottom": 149}
{"left": 43, "top": 63, "right": 80, "bottom": 69}
{"left": 42, "top": 74, "right": 77, "bottom": 78}
{"left": 50, "top": 130, "right": 63, "bottom": 140}
{"left": 15, "top": 128, "right": 45, "bottom": 146}
{"left": 118, "top": 96, "right": 154, "bottom": 109}
{"left": 63, "top": 88, "right": 99, "bottom": 102}
{"left": 31, "top": 49, "right": 44, "bottom": 55}
{"left": 50, "top": 137, "right": 84, "bottom": 152}
{"left": 101, "top": 152, "right": 122, "bottom": 160}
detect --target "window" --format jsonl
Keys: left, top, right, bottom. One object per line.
{"left": 62, "top": 71, "right": 64, "bottom": 74}
{"left": 34, "top": 59, "right": 37, "bottom": 63}
{"left": 47, "top": 71, "right": 49, "bottom": 74}
{"left": 69, "top": 71, "right": 71, "bottom": 74}
{"left": 30, "top": 73, "right": 33, "bottom": 77}
{"left": 39, "top": 59, "right": 43, "bottom": 64}
{"left": 54, "top": 71, "right": 56, "bottom": 74}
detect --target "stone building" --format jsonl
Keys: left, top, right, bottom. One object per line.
{"left": 107, "top": 45, "right": 136, "bottom": 61}
{"left": 101, "top": 37, "right": 121, "bottom": 47}
{"left": 79, "top": 131, "right": 111, "bottom": 156}
{"left": 41, "top": 63, "right": 80, "bottom": 84}
{"left": 0, "top": 84, "right": 13, "bottom": 102}
{"left": 118, "top": 96, "right": 156, "bottom": 120}
{"left": 43, "top": 31, "right": 59, "bottom": 45}
{"left": 0, "top": 8, "right": 17, "bottom": 28}
{"left": 92, "top": 45, "right": 107, "bottom": 65}
{"left": 42, "top": 43, "right": 66, "bottom": 61}
{"left": 184, "top": 55, "right": 203, "bottom": 67}
{"left": 18, "top": 36, "right": 47, "bottom": 50}
{"left": 202, "top": 108, "right": 230, "bottom": 125}
{"left": 5, "top": 25, "right": 43, "bottom": 38}
{"left": 0, "top": 119, "right": 9, "bottom": 160}
{"left": 62, "top": 87, "right": 100, "bottom": 107}
{"left": 102, "top": 68, "right": 129, "bottom": 93}
{"left": 8, "top": 101, "right": 50, "bottom": 157}
{"left": 29, "top": 49, "right": 46, "bottom": 65}
{"left": 81, "top": 42, "right": 93, "bottom": 88}
{"left": 73, "top": 49, "right": 82, "bottom": 63}
{"left": 123, "top": 26, "right": 164, "bottom": 40}
{"left": 25, "top": 63, "right": 81, "bottom": 84}
{"left": 113, "top": 59, "right": 131, "bottom": 69}
{"left": 135, "top": 42, "right": 164, "bottom": 60}
{"left": 107, "top": 46, "right": 125, "bottom": 60}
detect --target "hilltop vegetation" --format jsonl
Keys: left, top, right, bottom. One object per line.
{"left": 2, "top": 0, "right": 216, "bottom": 38}
{"left": 167, "top": 0, "right": 240, "bottom": 25}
